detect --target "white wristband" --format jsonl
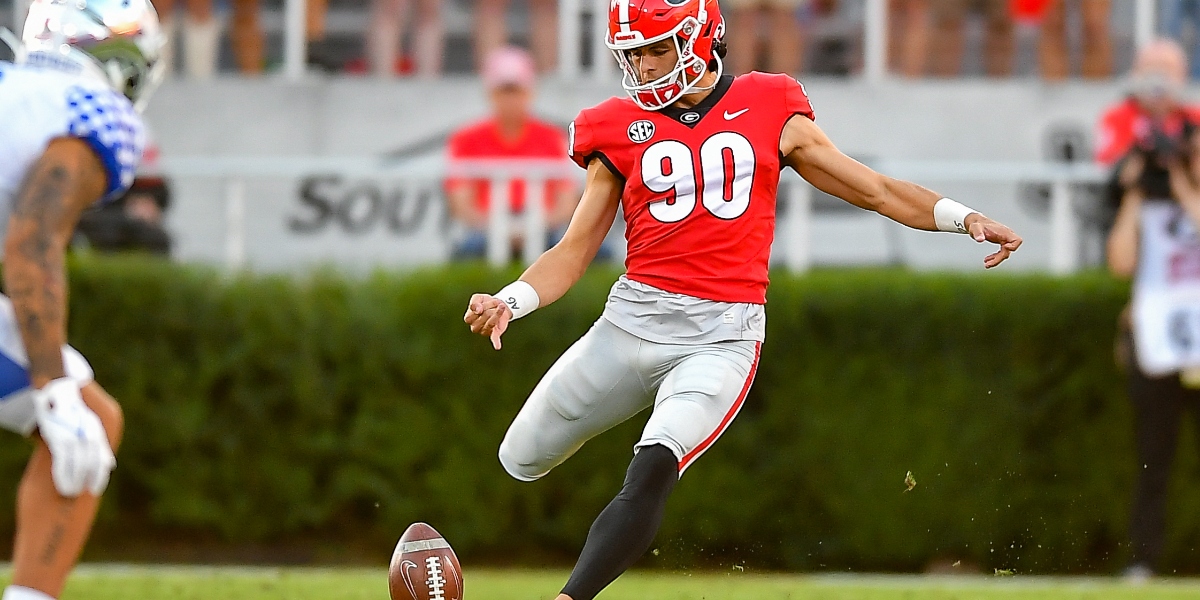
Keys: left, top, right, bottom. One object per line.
{"left": 933, "top": 198, "right": 979, "bottom": 234}
{"left": 495, "top": 281, "right": 540, "bottom": 321}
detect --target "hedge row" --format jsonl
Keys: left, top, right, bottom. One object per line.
{"left": 0, "top": 258, "right": 1190, "bottom": 573}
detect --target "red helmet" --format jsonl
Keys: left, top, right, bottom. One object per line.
{"left": 606, "top": 0, "right": 725, "bottom": 110}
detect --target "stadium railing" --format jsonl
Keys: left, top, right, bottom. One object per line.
{"left": 5, "top": 0, "right": 1161, "bottom": 80}
{"left": 160, "top": 156, "right": 1108, "bottom": 273}
{"left": 551, "top": 0, "right": 1160, "bottom": 82}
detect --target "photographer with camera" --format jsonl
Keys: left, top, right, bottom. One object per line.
{"left": 1103, "top": 39, "right": 1200, "bottom": 582}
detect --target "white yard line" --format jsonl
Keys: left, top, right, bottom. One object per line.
{"left": 0, "top": 563, "right": 379, "bottom": 577}
{"left": 0, "top": 564, "right": 1194, "bottom": 591}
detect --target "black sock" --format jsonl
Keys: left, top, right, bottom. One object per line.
{"left": 560, "top": 444, "right": 679, "bottom": 600}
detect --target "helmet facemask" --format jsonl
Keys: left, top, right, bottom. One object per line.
{"left": 610, "top": 16, "right": 722, "bottom": 111}
{"left": 91, "top": 37, "right": 167, "bottom": 112}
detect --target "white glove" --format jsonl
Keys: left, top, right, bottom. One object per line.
{"left": 33, "top": 378, "right": 115, "bottom": 497}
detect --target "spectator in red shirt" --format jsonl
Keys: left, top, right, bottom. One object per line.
{"left": 444, "top": 46, "right": 579, "bottom": 260}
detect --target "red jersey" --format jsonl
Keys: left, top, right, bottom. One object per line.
{"left": 445, "top": 118, "right": 572, "bottom": 212}
{"left": 569, "top": 72, "right": 814, "bottom": 304}
{"left": 1095, "top": 98, "right": 1200, "bottom": 166}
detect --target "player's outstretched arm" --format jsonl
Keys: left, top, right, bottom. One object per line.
{"left": 464, "top": 158, "right": 622, "bottom": 349}
{"left": 780, "top": 115, "right": 1023, "bottom": 268}
{"left": 5, "top": 138, "right": 105, "bottom": 387}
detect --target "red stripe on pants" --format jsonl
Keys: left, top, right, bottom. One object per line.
{"left": 678, "top": 341, "right": 762, "bottom": 472}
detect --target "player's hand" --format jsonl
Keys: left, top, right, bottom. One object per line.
{"left": 1169, "top": 160, "right": 1200, "bottom": 208}
{"left": 33, "top": 378, "right": 115, "bottom": 497}
{"left": 464, "top": 294, "right": 513, "bottom": 350}
{"left": 965, "top": 214, "right": 1022, "bottom": 269}
{"left": 1118, "top": 154, "right": 1145, "bottom": 191}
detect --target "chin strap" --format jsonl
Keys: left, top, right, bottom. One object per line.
{"left": 688, "top": 53, "right": 723, "bottom": 93}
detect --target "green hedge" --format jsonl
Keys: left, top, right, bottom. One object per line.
{"left": 0, "top": 258, "right": 1192, "bottom": 573}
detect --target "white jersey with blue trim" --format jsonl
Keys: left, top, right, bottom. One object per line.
{"left": 0, "top": 61, "right": 145, "bottom": 247}
{"left": 0, "top": 62, "right": 114, "bottom": 432}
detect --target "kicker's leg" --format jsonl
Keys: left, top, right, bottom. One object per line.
{"left": 558, "top": 339, "right": 761, "bottom": 600}
{"left": 558, "top": 444, "right": 678, "bottom": 600}
{"left": 8, "top": 383, "right": 122, "bottom": 600}
{"left": 498, "top": 318, "right": 652, "bottom": 481}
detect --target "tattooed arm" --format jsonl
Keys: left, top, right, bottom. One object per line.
{"left": 5, "top": 138, "right": 107, "bottom": 388}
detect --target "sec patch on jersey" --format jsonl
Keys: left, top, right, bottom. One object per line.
{"left": 388, "top": 523, "right": 463, "bottom": 600}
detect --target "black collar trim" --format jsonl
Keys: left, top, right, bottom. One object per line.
{"left": 659, "top": 74, "right": 734, "bottom": 128}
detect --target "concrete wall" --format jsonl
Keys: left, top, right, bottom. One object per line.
{"left": 145, "top": 76, "right": 1137, "bottom": 272}
{"left": 147, "top": 76, "right": 1126, "bottom": 158}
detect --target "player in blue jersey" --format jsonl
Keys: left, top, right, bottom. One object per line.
{"left": 0, "top": 1, "right": 164, "bottom": 598}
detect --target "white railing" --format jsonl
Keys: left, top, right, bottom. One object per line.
{"left": 867, "top": 160, "right": 1107, "bottom": 274}
{"left": 558, "top": 0, "right": 617, "bottom": 81}
{"left": 163, "top": 157, "right": 580, "bottom": 269}
{"left": 161, "top": 156, "right": 1108, "bottom": 273}
{"left": 1136, "top": 0, "right": 1158, "bottom": 49}
{"left": 862, "top": 0, "right": 887, "bottom": 82}
{"left": 442, "top": 160, "right": 581, "bottom": 266}
{"left": 283, "top": 0, "right": 307, "bottom": 80}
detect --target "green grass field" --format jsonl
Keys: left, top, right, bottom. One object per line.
{"left": 26, "top": 567, "right": 1200, "bottom": 600}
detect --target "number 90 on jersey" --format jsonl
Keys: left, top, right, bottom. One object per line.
{"left": 641, "top": 132, "right": 757, "bottom": 224}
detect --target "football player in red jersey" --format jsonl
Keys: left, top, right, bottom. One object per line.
{"left": 465, "top": 0, "right": 1022, "bottom": 597}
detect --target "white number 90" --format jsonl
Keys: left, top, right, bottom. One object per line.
{"left": 641, "top": 132, "right": 756, "bottom": 224}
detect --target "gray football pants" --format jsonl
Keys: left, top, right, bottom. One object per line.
{"left": 498, "top": 316, "right": 761, "bottom": 481}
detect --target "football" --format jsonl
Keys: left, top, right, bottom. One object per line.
{"left": 388, "top": 522, "right": 463, "bottom": 600}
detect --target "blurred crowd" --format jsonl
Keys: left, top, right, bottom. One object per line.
{"left": 886, "top": 0, "right": 1111, "bottom": 79}
{"left": 110, "top": 0, "right": 1200, "bottom": 79}
{"left": 145, "top": 0, "right": 563, "bottom": 77}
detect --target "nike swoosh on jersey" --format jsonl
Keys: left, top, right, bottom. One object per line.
{"left": 723, "top": 108, "right": 749, "bottom": 120}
